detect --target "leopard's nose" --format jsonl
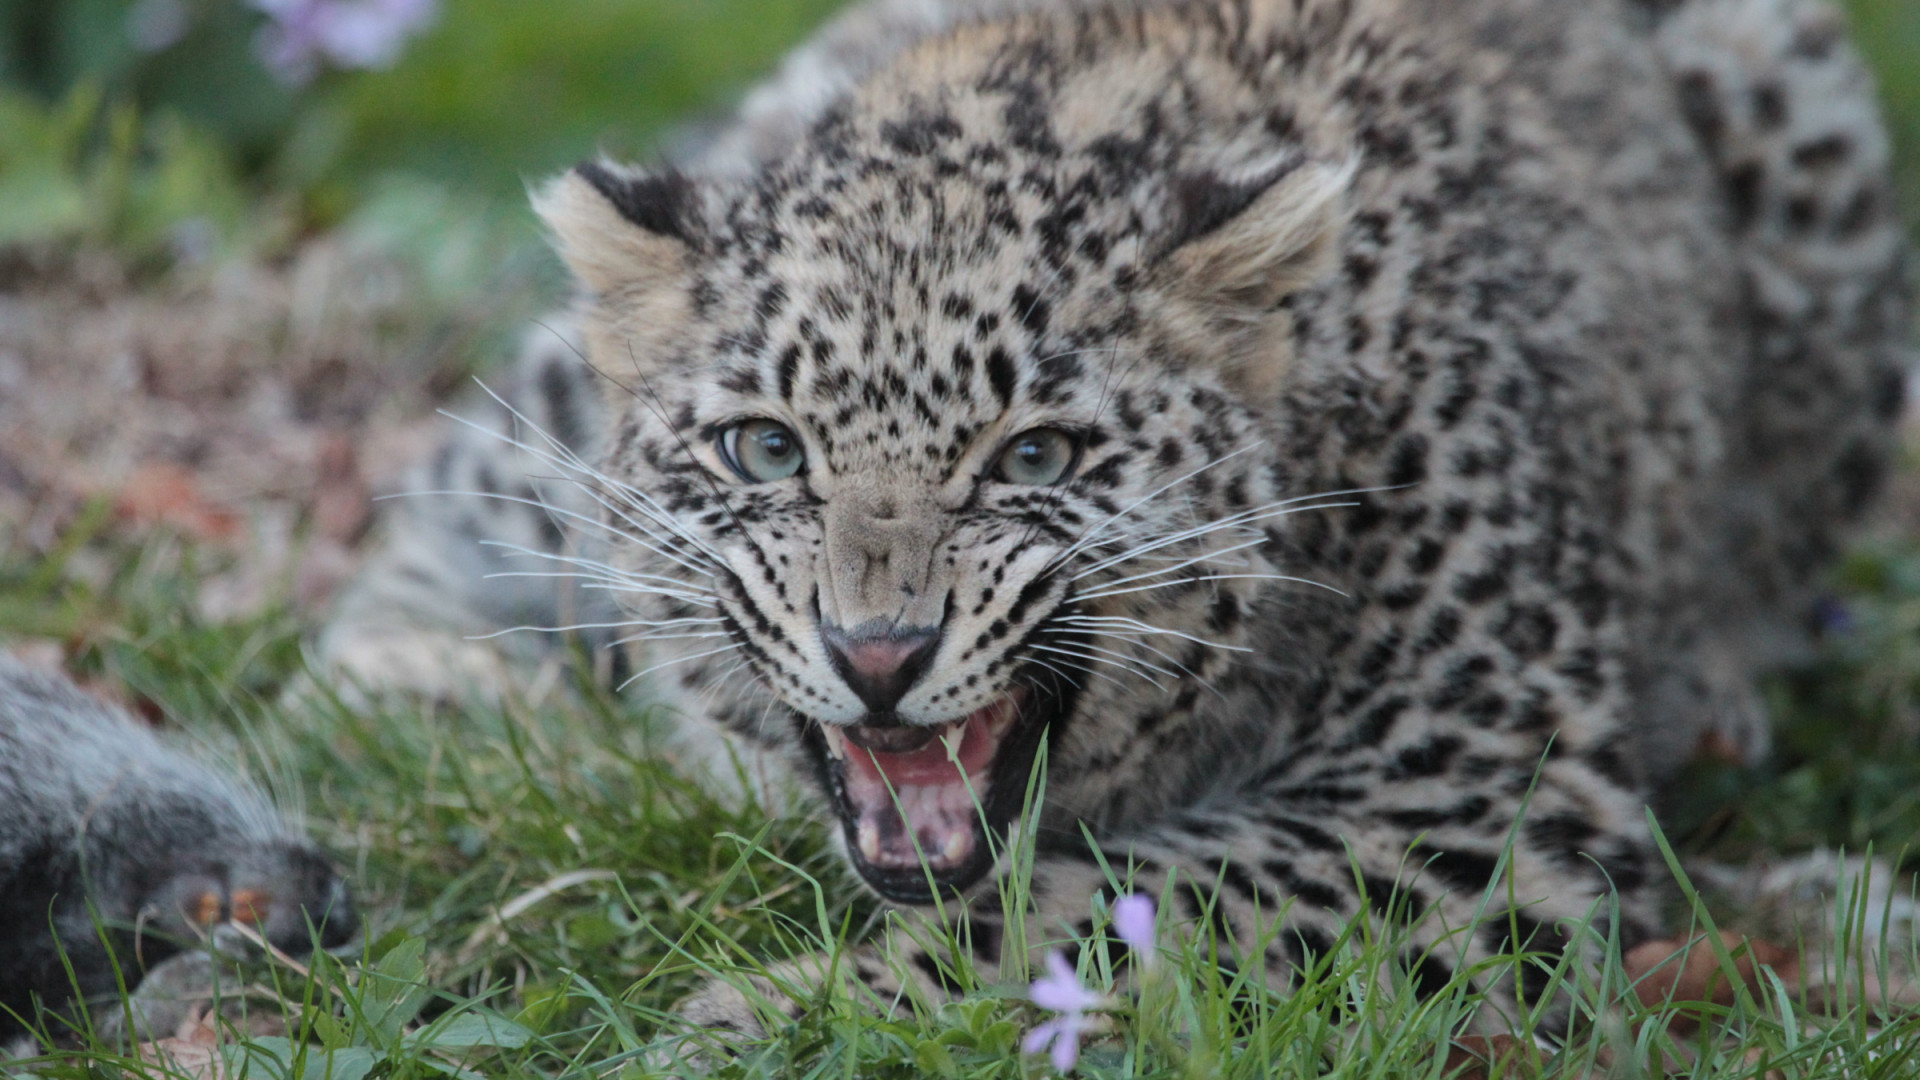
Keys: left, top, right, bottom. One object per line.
{"left": 820, "top": 622, "right": 940, "bottom": 714}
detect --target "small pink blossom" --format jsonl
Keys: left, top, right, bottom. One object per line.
{"left": 1023, "top": 1011, "right": 1092, "bottom": 1072}
{"left": 1029, "top": 949, "right": 1100, "bottom": 1013}
{"left": 1111, "top": 893, "right": 1157, "bottom": 963}
{"left": 250, "top": 0, "right": 437, "bottom": 85}
{"left": 1025, "top": 950, "right": 1098, "bottom": 1071}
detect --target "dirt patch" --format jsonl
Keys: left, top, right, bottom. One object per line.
{"left": 0, "top": 242, "right": 517, "bottom": 617}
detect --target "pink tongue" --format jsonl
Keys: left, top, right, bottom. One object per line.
{"left": 838, "top": 698, "right": 1020, "bottom": 871}
{"left": 842, "top": 704, "right": 1002, "bottom": 786}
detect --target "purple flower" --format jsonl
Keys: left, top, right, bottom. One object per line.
{"left": 1111, "top": 893, "right": 1156, "bottom": 964}
{"left": 1023, "top": 1012, "right": 1091, "bottom": 1072}
{"left": 250, "top": 0, "right": 437, "bottom": 85}
{"left": 1029, "top": 950, "right": 1101, "bottom": 1013}
{"left": 1025, "top": 950, "right": 1099, "bottom": 1071}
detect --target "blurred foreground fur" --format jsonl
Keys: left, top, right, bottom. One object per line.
{"left": 0, "top": 653, "right": 354, "bottom": 1048}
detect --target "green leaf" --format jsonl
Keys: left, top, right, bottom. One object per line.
{"left": 309, "top": 1048, "right": 378, "bottom": 1080}
{"left": 308, "top": 1011, "right": 353, "bottom": 1053}
{"left": 405, "top": 1011, "right": 536, "bottom": 1051}
{"left": 358, "top": 936, "right": 435, "bottom": 1047}
{"left": 223, "top": 1039, "right": 375, "bottom": 1080}
{"left": 976, "top": 1020, "right": 1020, "bottom": 1057}
{"left": 913, "top": 1039, "right": 960, "bottom": 1077}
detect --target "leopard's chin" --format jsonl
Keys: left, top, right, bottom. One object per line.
{"left": 800, "top": 678, "right": 1065, "bottom": 903}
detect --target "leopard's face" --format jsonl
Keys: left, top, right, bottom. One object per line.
{"left": 541, "top": 41, "right": 1349, "bottom": 900}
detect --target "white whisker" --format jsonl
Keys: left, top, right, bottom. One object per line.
{"left": 464, "top": 617, "right": 715, "bottom": 642}
{"left": 1018, "top": 656, "right": 1084, "bottom": 691}
{"left": 1029, "top": 644, "right": 1167, "bottom": 690}
{"left": 1077, "top": 572, "right": 1348, "bottom": 602}
{"left": 537, "top": 472, "right": 721, "bottom": 579}
{"left": 1072, "top": 536, "right": 1267, "bottom": 585}
{"left": 481, "top": 570, "right": 716, "bottom": 607}
{"left": 616, "top": 644, "right": 745, "bottom": 692}
{"left": 1057, "top": 631, "right": 1226, "bottom": 699}
{"left": 441, "top": 396, "right": 730, "bottom": 569}
{"left": 387, "top": 484, "right": 709, "bottom": 577}
{"left": 1050, "top": 614, "right": 1251, "bottom": 654}
{"left": 1021, "top": 653, "right": 1127, "bottom": 691}
{"left": 1070, "top": 499, "right": 1360, "bottom": 582}
{"left": 606, "top": 630, "right": 735, "bottom": 647}
{"left": 574, "top": 583, "right": 719, "bottom": 608}
{"left": 477, "top": 540, "right": 712, "bottom": 593}
{"left": 1045, "top": 443, "right": 1266, "bottom": 571}
{"left": 1051, "top": 641, "right": 1180, "bottom": 681}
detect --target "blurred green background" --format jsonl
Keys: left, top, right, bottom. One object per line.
{"left": 1, "top": 0, "right": 1913, "bottom": 277}
{"left": 0, "top": 0, "right": 845, "bottom": 278}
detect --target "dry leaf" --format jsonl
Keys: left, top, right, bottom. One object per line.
{"left": 1445, "top": 1034, "right": 1545, "bottom": 1079}
{"left": 1624, "top": 930, "right": 1797, "bottom": 1033}
{"left": 136, "top": 1006, "right": 226, "bottom": 1080}
{"left": 310, "top": 432, "right": 370, "bottom": 545}
{"left": 115, "top": 462, "right": 243, "bottom": 544}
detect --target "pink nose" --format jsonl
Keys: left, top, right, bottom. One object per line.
{"left": 820, "top": 623, "right": 940, "bottom": 714}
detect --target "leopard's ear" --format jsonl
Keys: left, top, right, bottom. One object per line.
{"left": 533, "top": 161, "right": 702, "bottom": 297}
{"left": 1163, "top": 157, "right": 1352, "bottom": 309}
{"left": 1151, "top": 157, "right": 1353, "bottom": 398}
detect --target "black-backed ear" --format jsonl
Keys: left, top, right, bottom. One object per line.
{"left": 1161, "top": 157, "right": 1352, "bottom": 310}
{"left": 1147, "top": 157, "right": 1353, "bottom": 400}
{"left": 532, "top": 160, "right": 703, "bottom": 297}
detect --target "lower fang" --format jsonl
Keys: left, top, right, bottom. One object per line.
{"left": 857, "top": 821, "right": 881, "bottom": 862}
{"left": 942, "top": 831, "right": 969, "bottom": 863}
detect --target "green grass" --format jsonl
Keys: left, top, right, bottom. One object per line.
{"left": 5, "top": 520, "right": 1920, "bottom": 1076}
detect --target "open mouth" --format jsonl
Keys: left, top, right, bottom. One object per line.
{"left": 803, "top": 681, "right": 1063, "bottom": 902}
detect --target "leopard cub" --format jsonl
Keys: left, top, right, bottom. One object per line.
{"left": 324, "top": 0, "right": 1910, "bottom": 1030}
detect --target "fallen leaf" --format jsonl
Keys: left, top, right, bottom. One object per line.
{"left": 310, "top": 432, "right": 370, "bottom": 544}
{"left": 1624, "top": 930, "right": 1797, "bottom": 1033}
{"left": 136, "top": 1005, "right": 226, "bottom": 1080}
{"left": 115, "top": 462, "right": 243, "bottom": 544}
{"left": 1446, "top": 1034, "right": 1544, "bottom": 1079}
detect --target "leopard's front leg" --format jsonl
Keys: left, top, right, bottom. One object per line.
{"left": 670, "top": 769, "right": 1660, "bottom": 1043}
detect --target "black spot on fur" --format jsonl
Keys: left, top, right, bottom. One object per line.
{"left": 1416, "top": 843, "right": 1499, "bottom": 894}
{"left": 1011, "top": 283, "right": 1051, "bottom": 337}
{"left": 986, "top": 346, "right": 1018, "bottom": 406}
{"left": 881, "top": 111, "right": 962, "bottom": 156}
{"left": 1386, "top": 435, "right": 1429, "bottom": 486}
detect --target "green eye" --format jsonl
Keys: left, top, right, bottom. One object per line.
{"left": 995, "top": 428, "right": 1077, "bottom": 486}
{"left": 720, "top": 419, "right": 805, "bottom": 483}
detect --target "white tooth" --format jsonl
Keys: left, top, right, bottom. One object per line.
{"left": 939, "top": 722, "right": 965, "bottom": 762}
{"left": 942, "top": 830, "right": 969, "bottom": 863}
{"left": 857, "top": 821, "right": 881, "bottom": 862}
{"left": 822, "top": 725, "right": 846, "bottom": 759}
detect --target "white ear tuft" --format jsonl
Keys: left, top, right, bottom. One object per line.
{"left": 1165, "top": 158, "right": 1354, "bottom": 311}
{"left": 532, "top": 162, "right": 699, "bottom": 297}
{"left": 1148, "top": 158, "right": 1354, "bottom": 402}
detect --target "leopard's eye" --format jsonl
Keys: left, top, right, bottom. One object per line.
{"left": 720, "top": 419, "right": 805, "bottom": 483}
{"left": 995, "top": 427, "right": 1077, "bottom": 486}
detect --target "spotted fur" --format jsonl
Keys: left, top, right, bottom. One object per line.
{"left": 325, "top": 0, "right": 1910, "bottom": 1033}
